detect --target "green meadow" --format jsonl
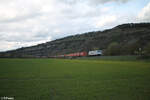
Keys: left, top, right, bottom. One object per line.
{"left": 0, "top": 58, "right": 150, "bottom": 100}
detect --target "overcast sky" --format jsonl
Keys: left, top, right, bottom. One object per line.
{"left": 0, "top": 0, "right": 150, "bottom": 51}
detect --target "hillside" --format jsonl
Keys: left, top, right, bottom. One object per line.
{"left": 0, "top": 23, "right": 150, "bottom": 58}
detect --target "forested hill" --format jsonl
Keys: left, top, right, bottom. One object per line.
{"left": 0, "top": 23, "right": 150, "bottom": 58}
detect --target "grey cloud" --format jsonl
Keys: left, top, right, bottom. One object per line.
{"left": 59, "top": 0, "right": 131, "bottom": 5}
{"left": 138, "top": 2, "right": 150, "bottom": 22}
{"left": 59, "top": 0, "right": 79, "bottom": 4}
{"left": 89, "top": 0, "right": 130, "bottom": 4}
{"left": 0, "top": 12, "right": 42, "bottom": 23}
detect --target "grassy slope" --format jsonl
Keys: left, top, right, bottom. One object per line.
{"left": 0, "top": 59, "right": 150, "bottom": 100}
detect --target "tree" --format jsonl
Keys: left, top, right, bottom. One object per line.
{"left": 106, "top": 42, "right": 120, "bottom": 55}
{"left": 137, "top": 43, "right": 150, "bottom": 59}
{"left": 120, "top": 41, "right": 141, "bottom": 55}
{"left": 144, "top": 43, "right": 150, "bottom": 56}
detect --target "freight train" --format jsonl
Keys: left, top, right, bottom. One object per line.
{"left": 52, "top": 50, "right": 102, "bottom": 58}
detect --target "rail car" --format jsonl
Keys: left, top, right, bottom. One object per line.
{"left": 64, "top": 52, "right": 87, "bottom": 57}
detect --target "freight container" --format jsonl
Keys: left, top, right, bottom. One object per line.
{"left": 80, "top": 52, "right": 87, "bottom": 56}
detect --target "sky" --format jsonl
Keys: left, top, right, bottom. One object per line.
{"left": 0, "top": 0, "right": 150, "bottom": 51}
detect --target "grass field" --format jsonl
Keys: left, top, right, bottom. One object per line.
{"left": 0, "top": 58, "right": 150, "bottom": 100}
{"left": 77, "top": 55, "right": 139, "bottom": 61}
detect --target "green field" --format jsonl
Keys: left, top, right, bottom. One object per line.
{"left": 0, "top": 58, "right": 150, "bottom": 100}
